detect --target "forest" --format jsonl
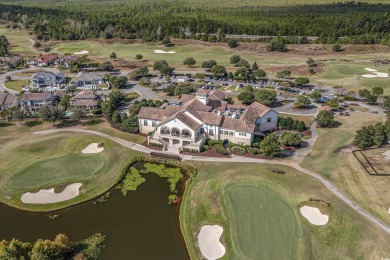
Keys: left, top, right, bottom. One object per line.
{"left": 0, "top": 1, "right": 389, "bottom": 44}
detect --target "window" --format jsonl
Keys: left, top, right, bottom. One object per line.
{"left": 209, "top": 129, "right": 214, "bottom": 136}
{"left": 152, "top": 121, "right": 156, "bottom": 127}
{"left": 267, "top": 118, "right": 272, "bottom": 122}
{"left": 200, "top": 128, "right": 205, "bottom": 134}
{"left": 239, "top": 132, "right": 247, "bottom": 136}
{"left": 143, "top": 120, "right": 148, "bottom": 126}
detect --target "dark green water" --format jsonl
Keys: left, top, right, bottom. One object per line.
{"left": 0, "top": 173, "right": 190, "bottom": 260}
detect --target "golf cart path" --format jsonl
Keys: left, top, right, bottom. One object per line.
{"left": 34, "top": 128, "right": 390, "bottom": 236}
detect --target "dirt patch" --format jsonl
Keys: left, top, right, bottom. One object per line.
{"left": 334, "top": 144, "right": 355, "bottom": 154}
{"left": 265, "top": 64, "right": 324, "bottom": 76}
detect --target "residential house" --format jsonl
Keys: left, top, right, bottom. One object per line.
{"left": 70, "top": 72, "right": 108, "bottom": 90}
{"left": 29, "top": 71, "right": 66, "bottom": 92}
{"left": 20, "top": 92, "right": 55, "bottom": 114}
{"left": 137, "top": 88, "right": 278, "bottom": 153}
{"left": 70, "top": 90, "right": 99, "bottom": 111}
{"left": 0, "top": 93, "right": 18, "bottom": 111}
{"left": 27, "top": 54, "right": 58, "bottom": 67}
{"left": 58, "top": 55, "right": 78, "bottom": 68}
{"left": 8, "top": 56, "right": 23, "bottom": 69}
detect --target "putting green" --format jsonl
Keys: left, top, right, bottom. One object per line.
{"left": 8, "top": 154, "right": 107, "bottom": 190}
{"left": 226, "top": 184, "right": 297, "bottom": 260}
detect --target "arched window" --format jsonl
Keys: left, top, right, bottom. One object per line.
{"left": 160, "top": 126, "right": 170, "bottom": 135}
{"left": 171, "top": 127, "right": 180, "bottom": 137}
{"left": 181, "top": 129, "right": 192, "bottom": 138}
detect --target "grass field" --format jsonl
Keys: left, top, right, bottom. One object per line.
{"left": 301, "top": 111, "right": 390, "bottom": 225}
{"left": 0, "top": 121, "right": 145, "bottom": 211}
{"left": 4, "top": 80, "right": 29, "bottom": 92}
{"left": 0, "top": 26, "right": 34, "bottom": 55}
{"left": 180, "top": 162, "right": 390, "bottom": 260}
{"left": 226, "top": 184, "right": 297, "bottom": 259}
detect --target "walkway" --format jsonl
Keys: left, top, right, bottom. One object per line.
{"left": 33, "top": 128, "right": 390, "bottom": 236}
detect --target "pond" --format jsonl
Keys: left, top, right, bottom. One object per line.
{"left": 0, "top": 171, "right": 189, "bottom": 259}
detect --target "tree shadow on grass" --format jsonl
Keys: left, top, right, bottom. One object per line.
{"left": 25, "top": 120, "right": 43, "bottom": 128}
{"left": 0, "top": 122, "right": 11, "bottom": 127}
{"left": 331, "top": 121, "right": 342, "bottom": 128}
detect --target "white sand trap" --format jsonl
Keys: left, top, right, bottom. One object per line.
{"left": 81, "top": 143, "right": 104, "bottom": 154}
{"left": 198, "top": 225, "right": 225, "bottom": 260}
{"left": 74, "top": 50, "right": 89, "bottom": 55}
{"left": 388, "top": 207, "right": 390, "bottom": 214}
{"left": 300, "top": 206, "right": 329, "bottom": 226}
{"left": 362, "top": 68, "right": 388, "bottom": 78}
{"left": 153, "top": 49, "right": 176, "bottom": 54}
{"left": 21, "top": 183, "right": 82, "bottom": 204}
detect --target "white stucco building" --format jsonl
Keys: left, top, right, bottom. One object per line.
{"left": 137, "top": 88, "right": 278, "bottom": 153}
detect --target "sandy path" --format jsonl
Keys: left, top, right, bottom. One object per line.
{"left": 82, "top": 143, "right": 104, "bottom": 154}
{"left": 300, "top": 206, "right": 329, "bottom": 226}
{"left": 198, "top": 225, "right": 225, "bottom": 260}
{"left": 21, "top": 183, "right": 82, "bottom": 204}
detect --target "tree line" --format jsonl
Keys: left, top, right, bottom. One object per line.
{"left": 0, "top": 233, "right": 105, "bottom": 259}
{"left": 0, "top": 1, "right": 389, "bottom": 43}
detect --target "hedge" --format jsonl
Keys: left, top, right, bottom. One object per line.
{"left": 214, "top": 144, "right": 228, "bottom": 155}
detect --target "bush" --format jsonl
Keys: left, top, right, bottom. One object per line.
{"left": 280, "top": 132, "right": 301, "bottom": 146}
{"left": 214, "top": 144, "right": 228, "bottom": 155}
{"left": 207, "top": 139, "right": 223, "bottom": 146}
{"left": 119, "top": 167, "right": 146, "bottom": 195}
{"left": 246, "top": 147, "right": 262, "bottom": 155}
{"left": 149, "top": 142, "right": 163, "bottom": 148}
{"left": 231, "top": 146, "right": 247, "bottom": 154}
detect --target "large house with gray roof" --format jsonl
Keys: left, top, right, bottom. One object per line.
{"left": 20, "top": 92, "right": 55, "bottom": 114}
{"left": 29, "top": 71, "right": 66, "bottom": 92}
{"left": 137, "top": 88, "right": 278, "bottom": 153}
{"left": 70, "top": 72, "right": 109, "bottom": 90}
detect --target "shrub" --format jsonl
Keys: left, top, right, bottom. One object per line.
{"left": 246, "top": 147, "right": 262, "bottom": 155}
{"left": 168, "top": 194, "right": 178, "bottom": 204}
{"left": 214, "top": 144, "right": 228, "bottom": 155}
{"left": 280, "top": 132, "right": 301, "bottom": 146}
{"left": 119, "top": 167, "right": 146, "bottom": 195}
{"left": 231, "top": 146, "right": 246, "bottom": 154}
{"left": 207, "top": 139, "right": 223, "bottom": 146}
{"left": 149, "top": 142, "right": 163, "bottom": 148}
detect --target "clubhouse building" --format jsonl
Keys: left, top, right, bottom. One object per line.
{"left": 137, "top": 89, "right": 278, "bottom": 153}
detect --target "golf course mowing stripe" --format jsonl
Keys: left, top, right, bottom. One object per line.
{"left": 225, "top": 183, "right": 298, "bottom": 260}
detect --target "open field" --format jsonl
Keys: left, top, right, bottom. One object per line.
{"left": 4, "top": 79, "right": 29, "bottom": 92}
{"left": 1, "top": 24, "right": 390, "bottom": 93}
{"left": 354, "top": 147, "right": 390, "bottom": 176}
{"left": 226, "top": 184, "right": 297, "bottom": 259}
{"left": 301, "top": 111, "right": 390, "bottom": 225}
{"left": 0, "top": 26, "right": 34, "bottom": 55}
{"left": 180, "top": 162, "right": 390, "bottom": 259}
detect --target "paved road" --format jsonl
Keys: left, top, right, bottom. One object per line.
{"left": 131, "top": 84, "right": 179, "bottom": 103}
{"left": 34, "top": 128, "right": 390, "bottom": 236}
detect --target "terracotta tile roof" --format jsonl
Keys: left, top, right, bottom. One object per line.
{"left": 195, "top": 88, "right": 210, "bottom": 95}
{"left": 21, "top": 92, "right": 52, "bottom": 101}
{"left": 220, "top": 117, "right": 255, "bottom": 132}
{"left": 227, "top": 104, "right": 246, "bottom": 110}
{"left": 198, "top": 111, "right": 222, "bottom": 125}
{"left": 73, "top": 90, "right": 98, "bottom": 100}
{"left": 209, "top": 89, "right": 225, "bottom": 100}
{"left": 180, "top": 94, "right": 195, "bottom": 103}
{"left": 39, "top": 54, "right": 58, "bottom": 63}
{"left": 175, "top": 111, "right": 201, "bottom": 130}
{"left": 71, "top": 99, "right": 98, "bottom": 107}
{"left": 240, "top": 102, "right": 271, "bottom": 125}
{"left": 137, "top": 107, "right": 165, "bottom": 121}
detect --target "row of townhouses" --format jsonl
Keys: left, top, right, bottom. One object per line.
{"left": 1, "top": 90, "right": 100, "bottom": 114}
{"left": 137, "top": 89, "right": 278, "bottom": 151}
{"left": 25, "top": 71, "right": 109, "bottom": 92}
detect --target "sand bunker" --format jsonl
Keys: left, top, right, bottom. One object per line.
{"left": 198, "top": 225, "right": 225, "bottom": 260}
{"left": 153, "top": 49, "right": 176, "bottom": 54}
{"left": 362, "top": 68, "right": 388, "bottom": 78}
{"left": 21, "top": 183, "right": 82, "bottom": 204}
{"left": 74, "top": 50, "right": 89, "bottom": 55}
{"left": 300, "top": 206, "right": 329, "bottom": 226}
{"left": 81, "top": 143, "right": 104, "bottom": 154}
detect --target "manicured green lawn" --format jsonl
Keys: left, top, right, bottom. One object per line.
{"left": 0, "top": 26, "right": 34, "bottom": 55}
{"left": 180, "top": 162, "right": 390, "bottom": 260}
{"left": 0, "top": 132, "right": 144, "bottom": 211}
{"left": 4, "top": 80, "right": 29, "bottom": 92}
{"left": 226, "top": 184, "right": 297, "bottom": 260}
